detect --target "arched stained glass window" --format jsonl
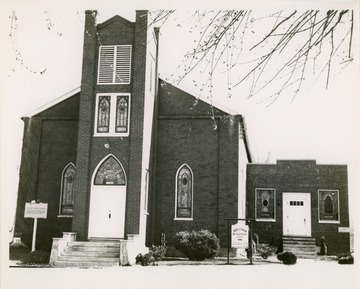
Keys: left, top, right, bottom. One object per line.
{"left": 97, "top": 95, "right": 110, "bottom": 133}
{"left": 319, "top": 190, "right": 339, "bottom": 222}
{"left": 175, "top": 164, "right": 193, "bottom": 219}
{"left": 60, "top": 163, "right": 76, "bottom": 215}
{"left": 116, "top": 96, "right": 128, "bottom": 133}
{"left": 324, "top": 195, "right": 334, "bottom": 214}
{"left": 94, "top": 156, "right": 126, "bottom": 185}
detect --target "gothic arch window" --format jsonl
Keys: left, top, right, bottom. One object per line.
{"left": 94, "top": 155, "right": 126, "bottom": 186}
{"left": 116, "top": 95, "right": 129, "bottom": 133}
{"left": 175, "top": 164, "right": 193, "bottom": 219}
{"left": 324, "top": 196, "right": 334, "bottom": 214}
{"left": 97, "top": 95, "right": 110, "bottom": 133}
{"left": 59, "top": 163, "right": 76, "bottom": 216}
{"left": 319, "top": 190, "right": 339, "bottom": 222}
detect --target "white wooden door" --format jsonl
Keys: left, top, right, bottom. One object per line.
{"left": 283, "top": 193, "right": 311, "bottom": 237}
{"left": 88, "top": 185, "right": 126, "bottom": 238}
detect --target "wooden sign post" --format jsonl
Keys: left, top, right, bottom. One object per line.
{"left": 24, "top": 201, "right": 48, "bottom": 252}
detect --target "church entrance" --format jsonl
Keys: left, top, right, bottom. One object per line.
{"left": 88, "top": 155, "right": 127, "bottom": 239}
{"left": 282, "top": 193, "right": 311, "bottom": 237}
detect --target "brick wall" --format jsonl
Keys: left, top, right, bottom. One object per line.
{"left": 246, "top": 160, "right": 350, "bottom": 255}
{"left": 14, "top": 93, "right": 80, "bottom": 250}
{"left": 150, "top": 80, "right": 240, "bottom": 247}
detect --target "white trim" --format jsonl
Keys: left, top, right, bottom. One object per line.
{"left": 174, "top": 164, "right": 194, "bottom": 220}
{"left": 24, "top": 87, "right": 81, "bottom": 118}
{"left": 94, "top": 93, "right": 131, "bottom": 137}
{"left": 255, "top": 188, "right": 276, "bottom": 222}
{"left": 58, "top": 162, "right": 76, "bottom": 216}
{"left": 318, "top": 189, "right": 340, "bottom": 223}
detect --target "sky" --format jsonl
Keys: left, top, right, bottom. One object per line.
{"left": 0, "top": 0, "right": 359, "bottom": 258}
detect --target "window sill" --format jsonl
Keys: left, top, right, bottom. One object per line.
{"left": 174, "top": 218, "right": 193, "bottom": 221}
{"left": 94, "top": 133, "right": 129, "bottom": 138}
{"left": 256, "top": 219, "right": 276, "bottom": 222}
{"left": 319, "top": 220, "right": 340, "bottom": 224}
{"left": 57, "top": 215, "right": 73, "bottom": 218}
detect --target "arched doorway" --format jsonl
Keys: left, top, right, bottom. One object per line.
{"left": 88, "top": 155, "right": 127, "bottom": 239}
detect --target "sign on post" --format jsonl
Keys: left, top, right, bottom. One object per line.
{"left": 24, "top": 201, "right": 48, "bottom": 252}
{"left": 231, "top": 222, "right": 249, "bottom": 249}
{"left": 25, "top": 202, "right": 48, "bottom": 219}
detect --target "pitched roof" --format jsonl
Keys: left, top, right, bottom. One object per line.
{"left": 23, "top": 87, "right": 81, "bottom": 118}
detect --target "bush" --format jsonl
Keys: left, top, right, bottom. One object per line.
{"left": 256, "top": 244, "right": 277, "bottom": 259}
{"left": 338, "top": 254, "right": 354, "bottom": 265}
{"left": 150, "top": 233, "right": 167, "bottom": 261}
{"left": 173, "top": 230, "right": 220, "bottom": 261}
{"left": 135, "top": 233, "right": 167, "bottom": 266}
{"left": 135, "top": 253, "right": 156, "bottom": 266}
{"left": 277, "top": 251, "right": 297, "bottom": 265}
{"left": 22, "top": 250, "right": 50, "bottom": 265}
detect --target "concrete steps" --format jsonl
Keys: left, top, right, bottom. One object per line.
{"left": 53, "top": 240, "right": 121, "bottom": 267}
{"left": 282, "top": 236, "right": 317, "bottom": 259}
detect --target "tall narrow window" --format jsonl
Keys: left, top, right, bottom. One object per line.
{"left": 255, "top": 188, "right": 276, "bottom": 221}
{"left": 59, "top": 163, "right": 76, "bottom": 216}
{"left": 98, "top": 45, "right": 131, "bottom": 84}
{"left": 319, "top": 190, "right": 339, "bottom": 222}
{"left": 175, "top": 164, "right": 193, "bottom": 219}
{"left": 97, "top": 96, "right": 110, "bottom": 133}
{"left": 116, "top": 96, "right": 128, "bottom": 133}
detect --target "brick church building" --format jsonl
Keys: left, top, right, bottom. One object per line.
{"left": 14, "top": 10, "right": 252, "bottom": 263}
{"left": 14, "top": 10, "right": 351, "bottom": 264}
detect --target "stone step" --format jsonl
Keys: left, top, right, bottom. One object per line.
{"left": 65, "top": 246, "right": 119, "bottom": 253}
{"left": 58, "top": 255, "right": 119, "bottom": 262}
{"left": 54, "top": 260, "right": 119, "bottom": 268}
{"left": 67, "top": 241, "right": 120, "bottom": 248}
{"left": 61, "top": 250, "right": 119, "bottom": 258}
{"left": 282, "top": 237, "right": 317, "bottom": 259}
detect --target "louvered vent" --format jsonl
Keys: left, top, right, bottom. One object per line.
{"left": 98, "top": 45, "right": 131, "bottom": 84}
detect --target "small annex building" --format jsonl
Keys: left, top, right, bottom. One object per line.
{"left": 13, "top": 10, "right": 252, "bottom": 264}
{"left": 246, "top": 160, "right": 351, "bottom": 256}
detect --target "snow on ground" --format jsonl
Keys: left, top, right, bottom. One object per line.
{"left": 3, "top": 258, "right": 359, "bottom": 289}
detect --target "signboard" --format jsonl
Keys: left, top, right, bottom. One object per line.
{"left": 231, "top": 222, "right": 249, "bottom": 249}
{"left": 24, "top": 202, "right": 48, "bottom": 219}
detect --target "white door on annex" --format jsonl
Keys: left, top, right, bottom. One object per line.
{"left": 283, "top": 192, "right": 311, "bottom": 237}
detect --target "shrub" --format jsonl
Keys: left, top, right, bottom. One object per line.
{"left": 135, "top": 253, "right": 156, "bottom": 266}
{"left": 338, "top": 254, "right": 354, "bottom": 265}
{"left": 135, "top": 233, "right": 167, "bottom": 266}
{"left": 173, "top": 230, "right": 220, "bottom": 261}
{"left": 22, "top": 250, "right": 50, "bottom": 265}
{"left": 277, "top": 251, "right": 297, "bottom": 265}
{"left": 256, "top": 244, "right": 277, "bottom": 259}
{"left": 150, "top": 233, "right": 167, "bottom": 261}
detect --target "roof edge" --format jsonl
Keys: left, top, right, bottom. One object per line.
{"left": 158, "top": 78, "right": 241, "bottom": 116}
{"left": 23, "top": 87, "right": 81, "bottom": 118}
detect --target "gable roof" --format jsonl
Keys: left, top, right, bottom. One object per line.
{"left": 158, "top": 79, "right": 240, "bottom": 116}
{"left": 97, "top": 15, "right": 135, "bottom": 30}
{"left": 23, "top": 87, "right": 81, "bottom": 118}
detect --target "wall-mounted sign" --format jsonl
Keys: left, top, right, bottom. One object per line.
{"left": 231, "top": 222, "right": 249, "bottom": 249}
{"left": 24, "top": 202, "right": 48, "bottom": 219}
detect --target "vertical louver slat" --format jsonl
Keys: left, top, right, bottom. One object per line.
{"left": 115, "top": 45, "right": 131, "bottom": 84}
{"left": 98, "top": 46, "right": 115, "bottom": 84}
